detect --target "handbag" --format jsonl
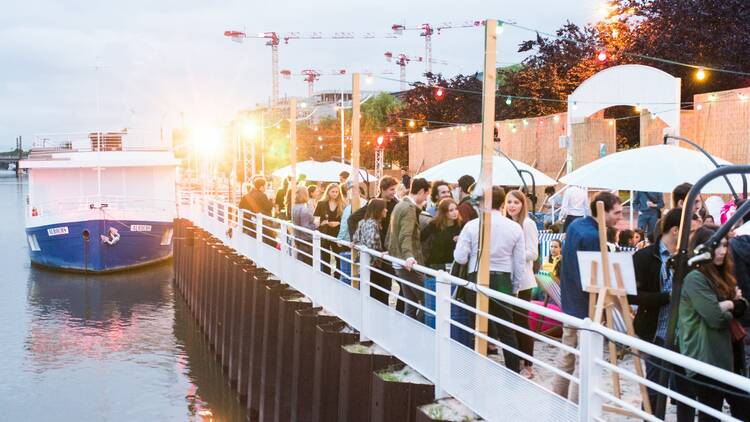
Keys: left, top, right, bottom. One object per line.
{"left": 730, "top": 319, "right": 747, "bottom": 343}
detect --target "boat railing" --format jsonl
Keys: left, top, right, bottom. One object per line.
{"left": 182, "top": 192, "right": 750, "bottom": 422}
{"left": 29, "top": 195, "right": 176, "bottom": 219}
{"left": 29, "top": 131, "right": 171, "bottom": 154}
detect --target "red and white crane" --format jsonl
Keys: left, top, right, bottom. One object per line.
{"left": 279, "top": 68, "right": 394, "bottom": 97}
{"left": 224, "top": 30, "right": 398, "bottom": 106}
{"left": 384, "top": 52, "right": 447, "bottom": 91}
{"left": 391, "top": 21, "right": 484, "bottom": 74}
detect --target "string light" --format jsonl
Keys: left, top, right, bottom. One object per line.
{"left": 553, "top": 115, "right": 560, "bottom": 123}
{"left": 522, "top": 119, "right": 529, "bottom": 126}
{"left": 608, "top": 120, "right": 614, "bottom": 126}
{"left": 696, "top": 104, "right": 703, "bottom": 110}
{"left": 739, "top": 93, "right": 748, "bottom": 102}
{"left": 421, "top": 127, "right": 427, "bottom": 132}
{"left": 505, "top": 96, "right": 512, "bottom": 106}
{"left": 709, "top": 94, "right": 717, "bottom": 102}
{"left": 317, "top": 135, "right": 323, "bottom": 141}
{"left": 634, "top": 104, "right": 642, "bottom": 112}
{"left": 695, "top": 68, "right": 706, "bottom": 81}
{"left": 408, "top": 119, "right": 415, "bottom": 128}
{"left": 597, "top": 51, "right": 607, "bottom": 62}
{"left": 496, "top": 22, "right": 504, "bottom": 34}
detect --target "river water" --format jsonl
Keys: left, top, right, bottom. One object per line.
{"left": 0, "top": 173, "right": 247, "bottom": 421}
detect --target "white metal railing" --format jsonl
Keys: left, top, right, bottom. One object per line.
{"left": 186, "top": 193, "right": 750, "bottom": 422}
{"left": 30, "top": 131, "right": 170, "bottom": 153}
{"left": 29, "top": 195, "right": 175, "bottom": 219}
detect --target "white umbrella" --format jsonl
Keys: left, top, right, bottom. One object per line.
{"left": 559, "top": 145, "right": 744, "bottom": 194}
{"left": 415, "top": 154, "right": 557, "bottom": 186}
{"left": 272, "top": 160, "right": 376, "bottom": 183}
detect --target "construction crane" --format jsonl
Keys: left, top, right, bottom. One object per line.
{"left": 224, "top": 30, "right": 399, "bottom": 107}
{"left": 279, "top": 68, "right": 394, "bottom": 97}
{"left": 384, "top": 52, "right": 447, "bottom": 91}
{"left": 391, "top": 21, "right": 484, "bottom": 74}
{"left": 279, "top": 69, "right": 344, "bottom": 98}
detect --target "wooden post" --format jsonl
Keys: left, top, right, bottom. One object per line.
{"left": 290, "top": 99, "right": 297, "bottom": 196}
{"left": 351, "top": 73, "right": 362, "bottom": 289}
{"left": 474, "top": 19, "right": 497, "bottom": 356}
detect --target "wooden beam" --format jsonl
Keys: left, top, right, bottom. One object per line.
{"left": 474, "top": 19, "right": 498, "bottom": 356}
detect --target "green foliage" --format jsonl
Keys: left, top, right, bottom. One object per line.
{"left": 362, "top": 92, "right": 401, "bottom": 132}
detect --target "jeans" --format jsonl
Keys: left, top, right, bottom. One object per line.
{"left": 463, "top": 272, "right": 520, "bottom": 373}
{"left": 552, "top": 325, "right": 579, "bottom": 402}
{"left": 638, "top": 211, "right": 659, "bottom": 238}
{"left": 394, "top": 268, "right": 425, "bottom": 322}
{"left": 644, "top": 337, "right": 696, "bottom": 421}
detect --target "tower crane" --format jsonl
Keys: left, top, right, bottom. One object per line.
{"left": 384, "top": 52, "right": 447, "bottom": 91}
{"left": 279, "top": 68, "right": 394, "bottom": 97}
{"left": 391, "top": 21, "right": 484, "bottom": 74}
{"left": 224, "top": 30, "right": 399, "bottom": 107}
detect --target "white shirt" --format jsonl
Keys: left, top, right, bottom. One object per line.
{"left": 453, "top": 210, "right": 526, "bottom": 292}
{"left": 560, "top": 185, "right": 588, "bottom": 218}
{"left": 518, "top": 217, "right": 539, "bottom": 292}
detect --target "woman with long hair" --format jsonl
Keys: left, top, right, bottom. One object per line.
{"left": 420, "top": 198, "right": 462, "bottom": 271}
{"left": 352, "top": 198, "right": 387, "bottom": 255}
{"left": 291, "top": 186, "right": 316, "bottom": 266}
{"left": 505, "top": 189, "right": 539, "bottom": 379}
{"left": 679, "top": 226, "right": 750, "bottom": 420}
{"left": 314, "top": 183, "right": 347, "bottom": 276}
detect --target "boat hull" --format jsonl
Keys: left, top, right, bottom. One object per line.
{"left": 26, "top": 219, "right": 173, "bottom": 273}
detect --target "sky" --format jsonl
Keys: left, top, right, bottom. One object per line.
{"left": 0, "top": 0, "right": 601, "bottom": 150}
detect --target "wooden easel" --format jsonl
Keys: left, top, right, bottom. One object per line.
{"left": 586, "top": 201, "right": 652, "bottom": 416}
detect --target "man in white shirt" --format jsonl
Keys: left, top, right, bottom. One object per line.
{"left": 453, "top": 186, "right": 526, "bottom": 373}
{"left": 559, "top": 185, "right": 589, "bottom": 232}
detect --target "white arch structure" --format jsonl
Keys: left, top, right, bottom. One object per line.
{"left": 566, "top": 64, "right": 681, "bottom": 169}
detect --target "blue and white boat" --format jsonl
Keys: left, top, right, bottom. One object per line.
{"left": 20, "top": 132, "right": 179, "bottom": 273}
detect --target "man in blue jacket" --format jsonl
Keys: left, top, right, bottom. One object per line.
{"left": 633, "top": 191, "right": 664, "bottom": 239}
{"left": 552, "top": 191, "right": 623, "bottom": 402}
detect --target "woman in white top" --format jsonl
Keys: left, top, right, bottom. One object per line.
{"left": 505, "top": 189, "right": 539, "bottom": 379}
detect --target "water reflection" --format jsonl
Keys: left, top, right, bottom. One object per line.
{"left": 0, "top": 176, "right": 246, "bottom": 421}
{"left": 25, "top": 265, "right": 174, "bottom": 371}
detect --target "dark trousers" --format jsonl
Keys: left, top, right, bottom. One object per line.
{"left": 394, "top": 267, "right": 425, "bottom": 322}
{"left": 514, "top": 288, "right": 535, "bottom": 366}
{"left": 645, "top": 337, "right": 696, "bottom": 421}
{"left": 370, "top": 261, "right": 393, "bottom": 306}
{"left": 563, "top": 215, "right": 582, "bottom": 232}
{"left": 694, "top": 374, "right": 750, "bottom": 421}
{"left": 463, "top": 272, "right": 520, "bottom": 373}
{"left": 320, "top": 239, "right": 340, "bottom": 276}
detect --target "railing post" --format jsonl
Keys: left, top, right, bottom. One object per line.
{"left": 434, "top": 270, "right": 451, "bottom": 399}
{"left": 312, "top": 231, "right": 321, "bottom": 272}
{"left": 578, "top": 319, "right": 604, "bottom": 422}
{"left": 359, "top": 250, "right": 371, "bottom": 342}
{"left": 279, "top": 220, "right": 288, "bottom": 281}
{"left": 256, "top": 213, "right": 264, "bottom": 247}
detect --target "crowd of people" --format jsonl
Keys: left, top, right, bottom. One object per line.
{"left": 238, "top": 171, "right": 750, "bottom": 420}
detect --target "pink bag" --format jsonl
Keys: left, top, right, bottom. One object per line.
{"left": 528, "top": 300, "right": 563, "bottom": 332}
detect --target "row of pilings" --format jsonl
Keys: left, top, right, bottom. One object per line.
{"left": 173, "top": 219, "right": 477, "bottom": 422}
